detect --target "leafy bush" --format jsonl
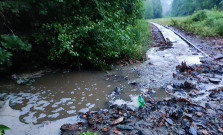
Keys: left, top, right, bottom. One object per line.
{"left": 0, "top": 34, "right": 31, "bottom": 68}
{"left": 171, "top": 0, "right": 223, "bottom": 17}
{"left": 190, "top": 10, "right": 207, "bottom": 22}
{"left": 0, "top": 0, "right": 149, "bottom": 70}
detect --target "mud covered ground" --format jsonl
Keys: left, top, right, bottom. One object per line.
{"left": 60, "top": 24, "right": 223, "bottom": 135}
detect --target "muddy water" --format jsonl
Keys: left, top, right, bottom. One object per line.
{"left": 0, "top": 66, "right": 144, "bottom": 124}
{"left": 0, "top": 65, "right": 171, "bottom": 135}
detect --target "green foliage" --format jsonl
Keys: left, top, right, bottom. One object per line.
{"left": 78, "top": 131, "right": 98, "bottom": 135}
{"left": 152, "top": 0, "right": 163, "bottom": 18}
{"left": 144, "top": 0, "right": 153, "bottom": 19}
{"left": 190, "top": 10, "right": 207, "bottom": 22}
{"left": 128, "top": 20, "right": 150, "bottom": 59}
{"left": 144, "top": 0, "right": 163, "bottom": 19}
{"left": 1, "top": 35, "right": 31, "bottom": 51}
{"left": 0, "top": 35, "right": 31, "bottom": 67}
{"left": 220, "top": 0, "right": 223, "bottom": 10}
{"left": 0, "top": 0, "right": 149, "bottom": 70}
{"left": 170, "top": 10, "right": 223, "bottom": 36}
{"left": 0, "top": 124, "right": 10, "bottom": 135}
{"left": 171, "top": 0, "right": 223, "bottom": 16}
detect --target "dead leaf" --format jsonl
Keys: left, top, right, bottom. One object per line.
{"left": 202, "top": 129, "right": 208, "bottom": 135}
{"left": 219, "top": 128, "right": 223, "bottom": 133}
{"left": 158, "top": 122, "right": 163, "bottom": 127}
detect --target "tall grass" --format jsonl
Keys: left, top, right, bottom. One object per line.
{"left": 126, "top": 19, "right": 151, "bottom": 59}
{"left": 179, "top": 10, "right": 223, "bottom": 36}
{"left": 149, "top": 17, "right": 186, "bottom": 25}
{"left": 150, "top": 10, "right": 223, "bottom": 36}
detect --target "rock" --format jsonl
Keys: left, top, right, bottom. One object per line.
{"left": 207, "top": 102, "right": 217, "bottom": 109}
{"left": 60, "top": 124, "right": 80, "bottom": 131}
{"left": 214, "top": 54, "right": 223, "bottom": 60}
{"left": 111, "top": 117, "right": 124, "bottom": 125}
{"left": 202, "top": 129, "right": 208, "bottom": 135}
{"left": 137, "top": 130, "right": 145, "bottom": 135}
{"left": 88, "top": 119, "right": 96, "bottom": 125}
{"left": 114, "top": 87, "right": 123, "bottom": 94}
{"left": 178, "top": 129, "right": 185, "bottom": 135}
{"left": 113, "top": 127, "right": 122, "bottom": 135}
{"left": 158, "top": 121, "right": 163, "bottom": 127}
{"left": 206, "top": 109, "right": 216, "bottom": 116}
{"left": 184, "top": 81, "right": 195, "bottom": 89}
{"left": 129, "top": 82, "right": 141, "bottom": 87}
{"left": 189, "top": 126, "right": 197, "bottom": 135}
{"left": 184, "top": 112, "right": 192, "bottom": 118}
{"left": 171, "top": 109, "right": 183, "bottom": 120}
{"left": 173, "top": 83, "right": 184, "bottom": 89}
{"left": 166, "top": 118, "right": 174, "bottom": 125}
{"left": 166, "top": 85, "right": 174, "bottom": 90}
{"left": 117, "top": 125, "right": 134, "bottom": 130}
{"left": 164, "top": 97, "right": 172, "bottom": 101}
{"left": 101, "top": 127, "right": 109, "bottom": 132}
{"left": 219, "top": 128, "right": 223, "bottom": 133}
{"left": 193, "top": 106, "right": 203, "bottom": 112}
{"left": 209, "top": 78, "right": 221, "bottom": 84}
{"left": 195, "top": 112, "right": 203, "bottom": 117}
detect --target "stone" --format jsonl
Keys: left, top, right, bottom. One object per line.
{"left": 209, "top": 78, "right": 221, "bottom": 84}
{"left": 184, "top": 81, "right": 195, "bottom": 89}
{"left": 189, "top": 126, "right": 197, "bottom": 135}
{"left": 202, "top": 129, "right": 208, "bottom": 135}
{"left": 195, "top": 112, "right": 203, "bottom": 117}
{"left": 166, "top": 118, "right": 174, "bottom": 125}
{"left": 218, "top": 128, "right": 223, "bottom": 133}
{"left": 117, "top": 125, "right": 134, "bottom": 130}
{"left": 111, "top": 117, "right": 124, "bottom": 125}
{"left": 101, "top": 127, "right": 109, "bottom": 132}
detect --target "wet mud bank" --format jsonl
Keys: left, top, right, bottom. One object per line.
{"left": 61, "top": 24, "right": 223, "bottom": 135}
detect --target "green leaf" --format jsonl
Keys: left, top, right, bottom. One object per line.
{"left": 0, "top": 125, "right": 10, "bottom": 130}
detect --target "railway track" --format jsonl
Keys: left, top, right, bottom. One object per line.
{"left": 150, "top": 22, "right": 210, "bottom": 58}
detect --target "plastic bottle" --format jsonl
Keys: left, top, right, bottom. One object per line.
{"left": 138, "top": 95, "right": 145, "bottom": 107}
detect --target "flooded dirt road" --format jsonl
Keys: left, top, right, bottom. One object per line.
{"left": 1, "top": 22, "right": 223, "bottom": 135}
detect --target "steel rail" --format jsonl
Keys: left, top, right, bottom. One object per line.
{"left": 150, "top": 22, "right": 210, "bottom": 58}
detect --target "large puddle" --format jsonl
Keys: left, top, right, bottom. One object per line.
{"left": 0, "top": 64, "right": 171, "bottom": 134}
{"left": 0, "top": 66, "right": 144, "bottom": 124}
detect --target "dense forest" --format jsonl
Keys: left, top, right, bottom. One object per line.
{"left": 171, "top": 0, "right": 223, "bottom": 16}
{"left": 160, "top": 0, "right": 172, "bottom": 16}
{"left": 144, "top": 0, "right": 163, "bottom": 19}
{"left": 0, "top": 0, "right": 150, "bottom": 73}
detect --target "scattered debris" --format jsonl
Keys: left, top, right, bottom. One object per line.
{"left": 12, "top": 70, "right": 44, "bottom": 85}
